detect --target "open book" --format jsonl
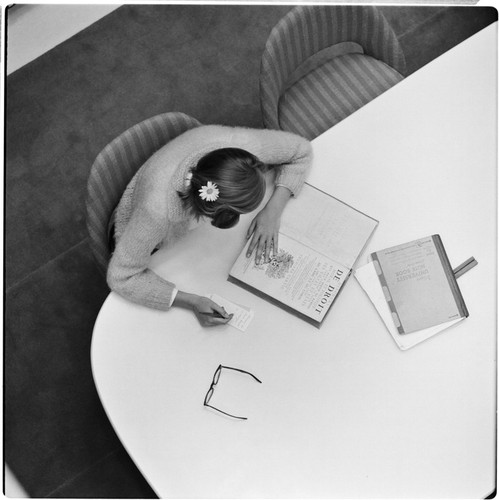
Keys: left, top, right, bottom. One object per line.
{"left": 355, "top": 235, "right": 473, "bottom": 349}
{"left": 228, "top": 184, "right": 378, "bottom": 327}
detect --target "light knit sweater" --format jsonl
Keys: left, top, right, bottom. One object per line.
{"left": 107, "top": 125, "right": 313, "bottom": 310}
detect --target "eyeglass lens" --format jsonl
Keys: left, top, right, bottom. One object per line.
{"left": 204, "top": 365, "right": 222, "bottom": 405}
{"left": 204, "top": 386, "right": 214, "bottom": 405}
{"left": 213, "top": 365, "right": 222, "bottom": 385}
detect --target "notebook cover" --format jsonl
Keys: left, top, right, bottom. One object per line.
{"left": 371, "top": 235, "right": 468, "bottom": 334}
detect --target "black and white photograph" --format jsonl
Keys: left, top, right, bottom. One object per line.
{"left": 3, "top": 2, "right": 498, "bottom": 498}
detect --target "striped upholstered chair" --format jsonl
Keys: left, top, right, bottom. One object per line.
{"left": 260, "top": 5, "right": 406, "bottom": 140}
{"left": 86, "top": 112, "right": 201, "bottom": 274}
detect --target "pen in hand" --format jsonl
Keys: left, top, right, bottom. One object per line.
{"left": 198, "top": 310, "right": 234, "bottom": 327}
{"left": 191, "top": 297, "right": 233, "bottom": 326}
{"left": 199, "top": 311, "right": 227, "bottom": 318}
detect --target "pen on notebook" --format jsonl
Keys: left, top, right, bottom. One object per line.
{"left": 199, "top": 311, "right": 229, "bottom": 318}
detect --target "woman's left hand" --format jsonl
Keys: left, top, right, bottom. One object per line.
{"left": 246, "top": 206, "right": 280, "bottom": 265}
{"left": 246, "top": 185, "right": 292, "bottom": 264}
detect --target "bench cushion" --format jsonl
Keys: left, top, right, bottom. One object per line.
{"left": 278, "top": 53, "right": 404, "bottom": 140}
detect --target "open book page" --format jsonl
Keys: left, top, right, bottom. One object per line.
{"left": 371, "top": 235, "right": 466, "bottom": 334}
{"left": 230, "top": 233, "right": 349, "bottom": 324}
{"left": 280, "top": 184, "right": 378, "bottom": 269}
{"left": 355, "top": 261, "right": 463, "bottom": 350}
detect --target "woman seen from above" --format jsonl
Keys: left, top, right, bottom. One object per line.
{"left": 107, "top": 125, "right": 312, "bottom": 326}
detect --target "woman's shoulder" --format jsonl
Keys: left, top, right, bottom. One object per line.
{"left": 164, "top": 124, "right": 230, "bottom": 139}
{"left": 175, "top": 124, "right": 290, "bottom": 144}
{"left": 154, "top": 123, "right": 308, "bottom": 152}
{"left": 227, "top": 126, "right": 311, "bottom": 148}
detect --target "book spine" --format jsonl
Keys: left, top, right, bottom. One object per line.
{"left": 431, "top": 235, "right": 469, "bottom": 318}
{"left": 227, "top": 275, "right": 322, "bottom": 328}
{"left": 371, "top": 252, "right": 406, "bottom": 335}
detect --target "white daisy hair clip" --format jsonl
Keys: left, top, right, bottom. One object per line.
{"left": 199, "top": 181, "right": 219, "bottom": 202}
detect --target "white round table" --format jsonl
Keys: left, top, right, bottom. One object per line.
{"left": 92, "top": 23, "right": 497, "bottom": 498}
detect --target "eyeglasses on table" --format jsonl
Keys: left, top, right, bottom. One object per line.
{"left": 203, "top": 364, "right": 262, "bottom": 420}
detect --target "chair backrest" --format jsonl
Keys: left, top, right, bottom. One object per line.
{"left": 260, "top": 5, "right": 406, "bottom": 129}
{"left": 86, "top": 112, "right": 201, "bottom": 273}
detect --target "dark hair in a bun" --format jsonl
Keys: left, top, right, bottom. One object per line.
{"left": 211, "top": 209, "right": 240, "bottom": 229}
{"left": 179, "top": 147, "right": 266, "bottom": 229}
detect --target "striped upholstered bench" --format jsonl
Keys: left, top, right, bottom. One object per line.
{"left": 260, "top": 6, "right": 406, "bottom": 140}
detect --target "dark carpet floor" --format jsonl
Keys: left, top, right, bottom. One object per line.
{"left": 4, "top": 4, "right": 497, "bottom": 498}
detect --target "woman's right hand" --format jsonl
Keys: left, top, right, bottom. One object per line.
{"left": 192, "top": 296, "right": 233, "bottom": 327}
{"left": 173, "top": 291, "right": 233, "bottom": 327}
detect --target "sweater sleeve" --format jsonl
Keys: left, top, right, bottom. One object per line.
{"left": 232, "top": 127, "right": 313, "bottom": 196}
{"left": 107, "top": 206, "right": 177, "bottom": 311}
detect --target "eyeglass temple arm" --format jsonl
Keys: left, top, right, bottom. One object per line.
{"left": 204, "top": 403, "right": 248, "bottom": 420}
{"left": 221, "top": 365, "right": 262, "bottom": 383}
